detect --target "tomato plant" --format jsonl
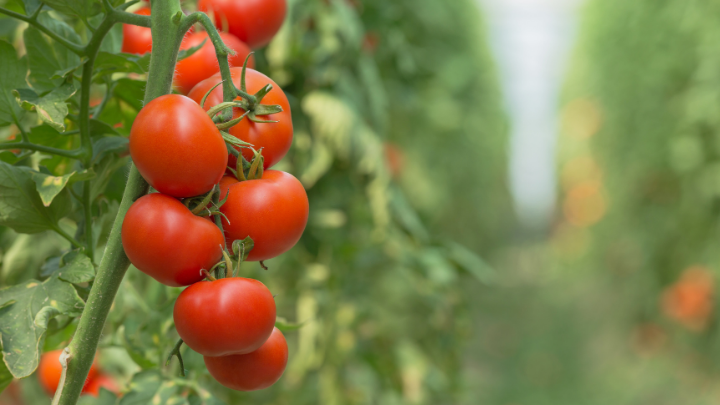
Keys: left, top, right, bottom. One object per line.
{"left": 174, "top": 278, "right": 276, "bottom": 356}
{"left": 219, "top": 171, "right": 309, "bottom": 261}
{"left": 129, "top": 94, "right": 228, "bottom": 198}
{"left": 198, "top": 0, "right": 287, "bottom": 49}
{"left": 204, "top": 327, "right": 288, "bottom": 391}
{"left": 174, "top": 31, "right": 254, "bottom": 94}
{"left": 122, "top": 193, "right": 225, "bottom": 286}
{"left": 188, "top": 67, "right": 293, "bottom": 170}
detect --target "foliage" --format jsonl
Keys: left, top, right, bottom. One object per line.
{"left": 0, "top": 0, "right": 508, "bottom": 404}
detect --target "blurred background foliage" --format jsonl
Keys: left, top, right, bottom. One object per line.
{"left": 0, "top": 0, "right": 511, "bottom": 404}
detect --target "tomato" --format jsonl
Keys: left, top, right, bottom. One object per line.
{"left": 38, "top": 350, "right": 98, "bottom": 396}
{"left": 174, "top": 31, "right": 254, "bottom": 95}
{"left": 174, "top": 277, "right": 276, "bottom": 356}
{"left": 83, "top": 374, "right": 119, "bottom": 397}
{"left": 198, "top": 0, "right": 286, "bottom": 49}
{"left": 129, "top": 94, "right": 227, "bottom": 198}
{"left": 121, "top": 7, "right": 152, "bottom": 54}
{"left": 188, "top": 68, "right": 293, "bottom": 170}
{"left": 122, "top": 193, "right": 225, "bottom": 287}
{"left": 204, "top": 327, "right": 288, "bottom": 391}
{"left": 218, "top": 171, "right": 308, "bottom": 261}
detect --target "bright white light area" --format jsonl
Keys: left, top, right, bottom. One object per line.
{"left": 479, "top": 0, "right": 585, "bottom": 230}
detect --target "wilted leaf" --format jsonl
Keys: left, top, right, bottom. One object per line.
{"left": 31, "top": 169, "right": 95, "bottom": 206}
{"left": 14, "top": 82, "right": 77, "bottom": 131}
{"left": 0, "top": 275, "right": 85, "bottom": 378}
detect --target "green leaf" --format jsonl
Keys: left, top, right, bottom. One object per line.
{"left": 42, "top": 0, "right": 102, "bottom": 18}
{"left": 92, "top": 136, "right": 128, "bottom": 164}
{"left": 27, "top": 125, "right": 74, "bottom": 173}
{"left": 113, "top": 79, "right": 146, "bottom": 111}
{"left": 177, "top": 38, "right": 207, "bottom": 61}
{"left": 24, "top": 15, "right": 82, "bottom": 94}
{"left": 0, "top": 40, "right": 27, "bottom": 127}
{"left": 91, "top": 154, "right": 129, "bottom": 200}
{"left": 90, "top": 119, "right": 120, "bottom": 137}
{"left": 14, "top": 82, "right": 77, "bottom": 131}
{"left": 21, "top": 0, "right": 43, "bottom": 16}
{"left": 118, "top": 370, "right": 162, "bottom": 405}
{"left": 0, "top": 275, "right": 85, "bottom": 378}
{"left": 100, "top": 23, "right": 124, "bottom": 54}
{"left": 0, "top": 161, "right": 71, "bottom": 234}
{"left": 57, "top": 250, "right": 95, "bottom": 284}
{"left": 31, "top": 169, "right": 95, "bottom": 206}
{"left": 275, "top": 317, "right": 307, "bottom": 331}
{"left": 94, "top": 52, "right": 150, "bottom": 75}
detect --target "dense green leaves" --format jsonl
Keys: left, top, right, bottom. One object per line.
{"left": 0, "top": 275, "right": 85, "bottom": 378}
{"left": 0, "top": 161, "right": 71, "bottom": 234}
{"left": 43, "top": 0, "right": 102, "bottom": 18}
{"left": 0, "top": 40, "right": 27, "bottom": 127}
{"left": 23, "top": 16, "right": 82, "bottom": 94}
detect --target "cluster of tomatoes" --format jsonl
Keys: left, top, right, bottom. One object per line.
{"left": 38, "top": 350, "right": 117, "bottom": 397}
{"left": 118, "top": 0, "right": 305, "bottom": 392}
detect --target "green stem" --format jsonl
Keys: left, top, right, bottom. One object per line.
{"left": 0, "top": 7, "right": 85, "bottom": 55}
{"left": 82, "top": 183, "right": 94, "bottom": 260}
{"left": 52, "top": 225, "right": 83, "bottom": 250}
{"left": 0, "top": 142, "right": 83, "bottom": 158}
{"left": 55, "top": 0, "right": 185, "bottom": 403}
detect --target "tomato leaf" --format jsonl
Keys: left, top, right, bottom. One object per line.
{"left": 90, "top": 118, "right": 120, "bottom": 137}
{"left": 94, "top": 52, "right": 150, "bottom": 75}
{"left": 0, "top": 356, "right": 12, "bottom": 396}
{"left": 113, "top": 79, "right": 146, "bottom": 111}
{"left": 0, "top": 40, "right": 27, "bottom": 127}
{"left": 42, "top": 0, "right": 102, "bottom": 18}
{"left": 92, "top": 136, "right": 128, "bottom": 164}
{"left": 90, "top": 154, "right": 129, "bottom": 200}
{"left": 0, "top": 161, "right": 71, "bottom": 234}
{"left": 0, "top": 275, "right": 85, "bottom": 378}
{"left": 177, "top": 38, "right": 207, "bottom": 61}
{"left": 20, "top": 0, "right": 43, "bottom": 16}
{"left": 57, "top": 250, "right": 95, "bottom": 284}
{"left": 14, "top": 82, "right": 77, "bottom": 131}
{"left": 24, "top": 15, "right": 82, "bottom": 94}
{"left": 31, "top": 169, "right": 95, "bottom": 206}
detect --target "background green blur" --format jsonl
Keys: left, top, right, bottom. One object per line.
{"left": 2, "top": 0, "right": 720, "bottom": 404}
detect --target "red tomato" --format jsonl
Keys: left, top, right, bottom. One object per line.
{"left": 204, "top": 327, "right": 288, "bottom": 391}
{"left": 83, "top": 374, "right": 119, "bottom": 397}
{"left": 188, "top": 68, "right": 293, "bottom": 170}
{"left": 174, "top": 31, "right": 254, "bottom": 95}
{"left": 38, "top": 350, "right": 98, "bottom": 396}
{"left": 218, "top": 171, "right": 308, "bottom": 261}
{"left": 198, "top": 0, "right": 286, "bottom": 49}
{"left": 174, "top": 278, "right": 276, "bottom": 356}
{"left": 129, "top": 94, "right": 228, "bottom": 198}
{"left": 122, "top": 193, "right": 225, "bottom": 287}
{"left": 121, "top": 7, "right": 152, "bottom": 54}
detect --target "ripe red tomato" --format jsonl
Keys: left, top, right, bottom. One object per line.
{"left": 188, "top": 67, "right": 293, "bottom": 170}
{"left": 122, "top": 193, "right": 225, "bottom": 287}
{"left": 174, "top": 31, "right": 254, "bottom": 95}
{"left": 38, "top": 350, "right": 98, "bottom": 396}
{"left": 129, "top": 94, "right": 228, "bottom": 198}
{"left": 121, "top": 7, "right": 152, "bottom": 54}
{"left": 204, "top": 327, "right": 288, "bottom": 391}
{"left": 218, "top": 171, "right": 308, "bottom": 261}
{"left": 198, "top": 0, "right": 286, "bottom": 49}
{"left": 174, "top": 278, "right": 276, "bottom": 356}
{"left": 83, "top": 374, "right": 119, "bottom": 397}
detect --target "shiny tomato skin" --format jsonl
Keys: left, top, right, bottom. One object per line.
{"left": 129, "top": 94, "right": 227, "bottom": 198}
{"left": 122, "top": 193, "right": 225, "bottom": 287}
{"left": 38, "top": 350, "right": 99, "bottom": 395}
{"left": 188, "top": 68, "right": 293, "bottom": 170}
{"left": 173, "top": 278, "right": 276, "bottom": 356}
{"left": 121, "top": 7, "right": 152, "bottom": 54}
{"left": 219, "top": 171, "right": 308, "bottom": 261}
{"left": 198, "top": 0, "right": 286, "bottom": 49}
{"left": 174, "top": 31, "right": 254, "bottom": 94}
{"left": 204, "top": 327, "right": 288, "bottom": 391}
{"left": 83, "top": 374, "right": 119, "bottom": 397}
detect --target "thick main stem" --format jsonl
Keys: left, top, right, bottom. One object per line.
{"left": 55, "top": 1, "right": 185, "bottom": 403}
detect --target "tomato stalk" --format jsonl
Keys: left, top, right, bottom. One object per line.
{"left": 53, "top": 0, "right": 185, "bottom": 403}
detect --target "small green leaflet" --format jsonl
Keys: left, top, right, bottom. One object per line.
{"left": 31, "top": 169, "right": 95, "bottom": 206}
{"left": 56, "top": 250, "right": 95, "bottom": 284}
{"left": 42, "top": 0, "right": 103, "bottom": 18}
{"left": 0, "top": 275, "right": 85, "bottom": 378}
{"left": 0, "top": 161, "right": 71, "bottom": 234}
{"left": 14, "top": 82, "right": 77, "bottom": 131}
